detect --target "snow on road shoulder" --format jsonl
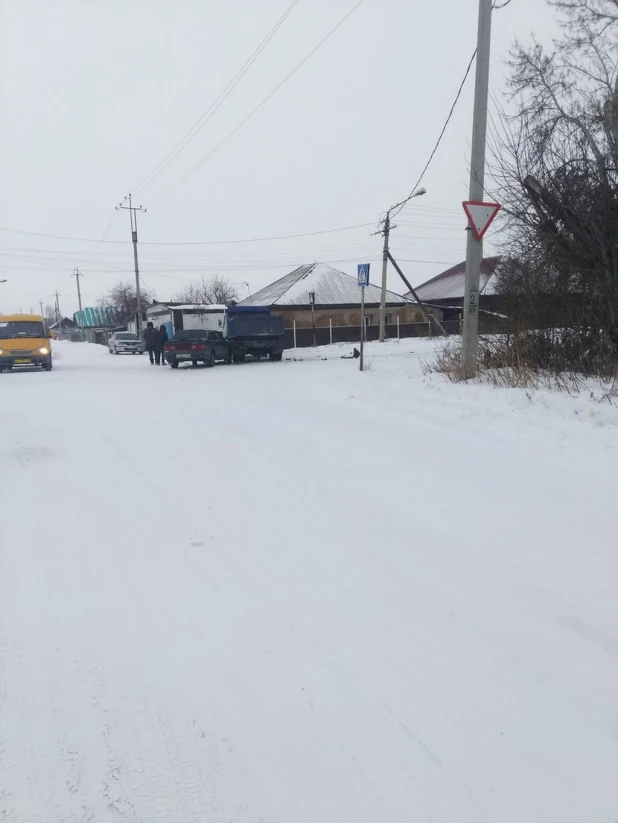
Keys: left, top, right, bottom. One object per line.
{"left": 287, "top": 337, "right": 618, "bottom": 456}
{"left": 0, "top": 339, "right": 616, "bottom": 823}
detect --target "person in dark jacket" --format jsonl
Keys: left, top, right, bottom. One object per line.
{"left": 156, "top": 324, "right": 169, "bottom": 366}
{"left": 143, "top": 322, "right": 158, "bottom": 364}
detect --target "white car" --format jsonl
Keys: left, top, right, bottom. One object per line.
{"left": 108, "top": 332, "right": 144, "bottom": 355}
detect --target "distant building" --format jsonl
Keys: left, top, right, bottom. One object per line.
{"left": 49, "top": 316, "right": 78, "bottom": 340}
{"left": 409, "top": 256, "right": 505, "bottom": 332}
{"left": 411, "top": 256, "right": 502, "bottom": 307}
{"left": 74, "top": 306, "right": 122, "bottom": 344}
{"left": 237, "top": 263, "right": 430, "bottom": 345}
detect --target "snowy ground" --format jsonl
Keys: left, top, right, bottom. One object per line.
{"left": 1, "top": 339, "right": 616, "bottom": 823}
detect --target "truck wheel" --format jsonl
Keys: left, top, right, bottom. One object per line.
{"left": 192, "top": 360, "right": 198, "bottom": 367}
{"left": 170, "top": 361, "right": 179, "bottom": 369}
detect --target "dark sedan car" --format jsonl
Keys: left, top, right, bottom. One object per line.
{"left": 164, "top": 329, "right": 230, "bottom": 369}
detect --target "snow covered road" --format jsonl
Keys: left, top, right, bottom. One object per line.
{"left": 1, "top": 340, "right": 617, "bottom": 822}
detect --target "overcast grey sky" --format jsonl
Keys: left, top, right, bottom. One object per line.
{"left": 0, "top": 0, "right": 556, "bottom": 315}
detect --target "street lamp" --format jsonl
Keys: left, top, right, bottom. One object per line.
{"left": 242, "top": 281, "right": 253, "bottom": 303}
{"left": 378, "top": 187, "right": 426, "bottom": 342}
{"left": 308, "top": 291, "right": 316, "bottom": 347}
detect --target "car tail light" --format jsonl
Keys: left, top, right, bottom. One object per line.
{"left": 191, "top": 344, "right": 206, "bottom": 350}
{"left": 165, "top": 344, "right": 176, "bottom": 351}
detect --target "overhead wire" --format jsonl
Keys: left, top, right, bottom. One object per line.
{"left": 386, "top": 0, "right": 513, "bottom": 222}
{"left": 0, "top": 221, "right": 375, "bottom": 246}
{"left": 131, "top": 0, "right": 302, "bottom": 196}
{"left": 389, "top": 48, "right": 477, "bottom": 221}
{"left": 152, "top": 0, "right": 367, "bottom": 203}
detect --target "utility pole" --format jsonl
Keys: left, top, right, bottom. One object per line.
{"left": 72, "top": 268, "right": 84, "bottom": 340}
{"left": 117, "top": 194, "right": 147, "bottom": 333}
{"left": 376, "top": 188, "right": 426, "bottom": 342}
{"left": 53, "top": 290, "right": 61, "bottom": 337}
{"left": 72, "top": 268, "right": 83, "bottom": 314}
{"left": 462, "top": 0, "right": 493, "bottom": 378}
{"left": 378, "top": 212, "right": 391, "bottom": 342}
{"left": 39, "top": 300, "right": 44, "bottom": 317}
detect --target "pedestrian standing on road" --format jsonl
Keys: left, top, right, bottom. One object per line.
{"left": 156, "top": 324, "right": 168, "bottom": 366}
{"left": 143, "top": 322, "right": 158, "bottom": 365}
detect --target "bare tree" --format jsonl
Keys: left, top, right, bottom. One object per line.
{"left": 489, "top": 0, "right": 618, "bottom": 341}
{"left": 97, "top": 281, "right": 156, "bottom": 324}
{"left": 174, "top": 275, "right": 238, "bottom": 305}
{"left": 43, "top": 303, "right": 56, "bottom": 327}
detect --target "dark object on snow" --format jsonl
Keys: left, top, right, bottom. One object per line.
{"left": 340, "top": 348, "right": 361, "bottom": 360}
{"left": 164, "top": 329, "right": 229, "bottom": 369}
{"left": 225, "top": 306, "right": 284, "bottom": 363}
{"left": 143, "top": 323, "right": 158, "bottom": 348}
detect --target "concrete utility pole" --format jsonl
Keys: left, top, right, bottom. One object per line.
{"left": 53, "top": 290, "right": 61, "bottom": 336}
{"left": 377, "top": 187, "right": 426, "bottom": 342}
{"left": 117, "top": 194, "right": 146, "bottom": 333}
{"left": 72, "top": 268, "right": 84, "bottom": 314}
{"left": 39, "top": 300, "right": 44, "bottom": 317}
{"left": 72, "top": 268, "right": 84, "bottom": 340}
{"left": 378, "top": 213, "right": 391, "bottom": 342}
{"left": 462, "top": 0, "right": 493, "bottom": 378}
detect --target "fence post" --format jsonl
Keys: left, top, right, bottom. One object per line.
{"left": 293, "top": 319, "right": 297, "bottom": 349}
{"left": 329, "top": 318, "right": 332, "bottom": 345}
{"left": 397, "top": 315, "right": 400, "bottom": 339}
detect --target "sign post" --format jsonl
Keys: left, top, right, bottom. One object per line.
{"left": 357, "top": 264, "right": 370, "bottom": 372}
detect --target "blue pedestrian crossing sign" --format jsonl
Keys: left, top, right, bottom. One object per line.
{"left": 357, "top": 263, "right": 370, "bottom": 287}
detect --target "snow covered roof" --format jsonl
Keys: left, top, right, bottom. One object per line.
{"left": 239, "top": 263, "right": 408, "bottom": 308}
{"left": 74, "top": 306, "right": 120, "bottom": 328}
{"left": 411, "top": 256, "right": 502, "bottom": 302}
{"left": 146, "top": 303, "right": 227, "bottom": 313}
{"left": 171, "top": 304, "right": 227, "bottom": 312}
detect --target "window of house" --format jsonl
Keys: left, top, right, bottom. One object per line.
{"left": 364, "top": 315, "right": 373, "bottom": 326}
{"left": 384, "top": 314, "right": 392, "bottom": 325}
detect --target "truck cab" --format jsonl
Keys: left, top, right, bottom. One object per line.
{"left": 224, "top": 306, "right": 284, "bottom": 362}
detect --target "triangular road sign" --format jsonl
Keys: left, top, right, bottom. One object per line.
{"left": 462, "top": 200, "right": 501, "bottom": 241}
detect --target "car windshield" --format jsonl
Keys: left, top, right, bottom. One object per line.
{"left": 0, "top": 321, "right": 46, "bottom": 339}
{"left": 172, "top": 330, "right": 206, "bottom": 340}
{"left": 116, "top": 333, "right": 138, "bottom": 340}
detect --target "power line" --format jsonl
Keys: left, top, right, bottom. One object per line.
{"left": 132, "top": 0, "right": 302, "bottom": 196}
{"left": 389, "top": 48, "right": 478, "bottom": 221}
{"left": 0, "top": 221, "right": 375, "bottom": 246}
{"left": 153, "top": 0, "right": 367, "bottom": 203}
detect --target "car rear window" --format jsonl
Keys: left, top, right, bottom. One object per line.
{"left": 116, "top": 333, "right": 138, "bottom": 340}
{"left": 172, "top": 330, "right": 207, "bottom": 340}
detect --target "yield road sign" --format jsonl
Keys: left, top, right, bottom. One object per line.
{"left": 462, "top": 201, "right": 501, "bottom": 241}
{"left": 357, "top": 263, "right": 370, "bottom": 287}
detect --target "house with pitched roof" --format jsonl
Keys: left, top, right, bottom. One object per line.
{"left": 410, "top": 256, "right": 503, "bottom": 307}
{"left": 238, "top": 263, "right": 429, "bottom": 339}
{"left": 408, "top": 256, "right": 506, "bottom": 332}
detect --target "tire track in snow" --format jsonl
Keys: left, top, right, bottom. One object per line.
{"left": 100, "top": 432, "right": 455, "bottom": 812}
